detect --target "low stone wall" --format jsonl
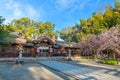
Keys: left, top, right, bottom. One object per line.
{"left": 0, "top": 57, "right": 67, "bottom": 62}
{"left": 0, "top": 52, "right": 18, "bottom": 57}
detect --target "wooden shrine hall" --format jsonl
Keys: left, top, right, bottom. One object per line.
{"left": 33, "top": 36, "right": 56, "bottom": 57}
{"left": 0, "top": 34, "right": 81, "bottom": 57}
{"left": 33, "top": 36, "right": 80, "bottom": 57}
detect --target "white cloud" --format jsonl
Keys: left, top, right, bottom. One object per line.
{"left": 14, "top": 8, "right": 22, "bottom": 17}
{"left": 57, "top": 0, "right": 74, "bottom": 7}
{"left": 56, "top": 0, "right": 78, "bottom": 9}
{"left": 5, "top": 0, "right": 13, "bottom": 9}
{"left": 79, "top": 0, "right": 91, "bottom": 9}
{"left": 3, "top": 0, "right": 40, "bottom": 24}
{"left": 49, "top": 0, "right": 93, "bottom": 16}
{"left": 26, "top": 5, "right": 38, "bottom": 18}
{"left": 55, "top": 0, "right": 91, "bottom": 10}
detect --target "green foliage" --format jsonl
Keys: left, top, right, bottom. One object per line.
{"left": 0, "top": 17, "right": 15, "bottom": 48}
{"left": 36, "top": 21, "right": 56, "bottom": 37}
{"left": 103, "top": 60, "right": 118, "bottom": 65}
{"left": 10, "top": 17, "right": 37, "bottom": 40}
{"left": 59, "top": 0, "right": 120, "bottom": 42}
{"left": 0, "top": 16, "right": 5, "bottom": 26}
{"left": 8, "top": 17, "right": 57, "bottom": 40}
{"left": 114, "top": 0, "right": 120, "bottom": 11}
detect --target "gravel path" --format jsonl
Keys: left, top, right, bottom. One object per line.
{"left": 0, "top": 62, "right": 74, "bottom": 80}
{"left": 39, "top": 60, "right": 120, "bottom": 80}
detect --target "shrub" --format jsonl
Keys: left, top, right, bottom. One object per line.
{"left": 103, "top": 60, "right": 118, "bottom": 65}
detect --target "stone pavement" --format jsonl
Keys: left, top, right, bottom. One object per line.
{"left": 39, "top": 60, "right": 120, "bottom": 80}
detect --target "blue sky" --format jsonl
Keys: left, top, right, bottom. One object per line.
{"left": 0, "top": 0, "right": 115, "bottom": 30}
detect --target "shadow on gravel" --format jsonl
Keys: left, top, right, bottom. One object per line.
{"left": 0, "top": 62, "right": 75, "bottom": 80}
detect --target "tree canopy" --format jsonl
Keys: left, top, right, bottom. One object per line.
{"left": 0, "top": 16, "right": 15, "bottom": 48}
{"left": 5, "top": 17, "right": 57, "bottom": 40}
{"left": 59, "top": 0, "right": 120, "bottom": 43}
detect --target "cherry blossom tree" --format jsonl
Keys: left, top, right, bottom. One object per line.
{"left": 82, "top": 25, "right": 120, "bottom": 59}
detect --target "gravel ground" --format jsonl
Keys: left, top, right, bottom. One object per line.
{"left": 0, "top": 62, "right": 74, "bottom": 80}
{"left": 39, "top": 60, "right": 120, "bottom": 80}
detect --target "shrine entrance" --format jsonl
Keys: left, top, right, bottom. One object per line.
{"left": 33, "top": 36, "right": 55, "bottom": 57}
{"left": 36, "top": 43, "right": 50, "bottom": 57}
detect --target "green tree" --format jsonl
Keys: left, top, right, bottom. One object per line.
{"left": 0, "top": 16, "right": 5, "bottom": 26}
{"left": 0, "top": 17, "right": 14, "bottom": 48}
{"left": 114, "top": 0, "right": 120, "bottom": 11}
{"left": 60, "top": 0, "right": 120, "bottom": 43}
{"left": 9, "top": 17, "right": 57, "bottom": 40}
{"left": 37, "top": 22, "right": 56, "bottom": 37}
{"left": 10, "top": 17, "right": 37, "bottom": 40}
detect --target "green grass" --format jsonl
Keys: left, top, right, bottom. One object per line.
{"left": 103, "top": 60, "right": 118, "bottom": 65}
